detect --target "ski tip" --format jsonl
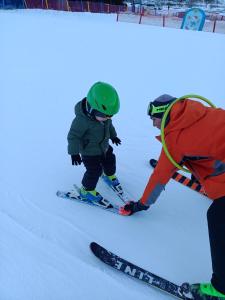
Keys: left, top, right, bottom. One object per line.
{"left": 90, "top": 242, "right": 99, "bottom": 252}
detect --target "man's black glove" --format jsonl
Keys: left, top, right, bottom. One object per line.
{"left": 71, "top": 154, "right": 82, "bottom": 165}
{"left": 120, "top": 201, "right": 149, "bottom": 216}
{"left": 111, "top": 137, "right": 121, "bottom": 146}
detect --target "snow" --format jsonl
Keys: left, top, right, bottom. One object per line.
{"left": 1, "top": 8, "right": 225, "bottom": 300}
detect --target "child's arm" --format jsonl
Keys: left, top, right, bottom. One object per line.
{"left": 110, "top": 122, "right": 121, "bottom": 146}
{"left": 67, "top": 117, "right": 88, "bottom": 155}
{"left": 109, "top": 122, "right": 117, "bottom": 139}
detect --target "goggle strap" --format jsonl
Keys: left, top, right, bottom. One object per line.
{"left": 150, "top": 103, "right": 170, "bottom": 116}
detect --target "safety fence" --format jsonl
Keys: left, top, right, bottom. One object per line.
{"left": 1, "top": 0, "right": 225, "bottom": 33}
{"left": 117, "top": 10, "right": 225, "bottom": 34}
{"left": 0, "top": 0, "right": 126, "bottom": 13}
{"left": 25, "top": 0, "right": 126, "bottom": 13}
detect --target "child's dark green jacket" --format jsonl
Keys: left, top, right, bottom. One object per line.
{"left": 67, "top": 99, "right": 117, "bottom": 156}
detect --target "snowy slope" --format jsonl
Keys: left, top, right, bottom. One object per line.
{"left": 1, "top": 9, "right": 225, "bottom": 300}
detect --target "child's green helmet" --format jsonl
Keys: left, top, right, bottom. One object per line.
{"left": 87, "top": 82, "right": 120, "bottom": 116}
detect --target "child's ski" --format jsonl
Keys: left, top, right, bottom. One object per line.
{"left": 90, "top": 242, "right": 193, "bottom": 300}
{"left": 101, "top": 175, "right": 129, "bottom": 203}
{"left": 149, "top": 158, "right": 209, "bottom": 198}
{"left": 56, "top": 185, "right": 121, "bottom": 215}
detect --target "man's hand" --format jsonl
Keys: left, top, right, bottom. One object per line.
{"left": 119, "top": 201, "right": 149, "bottom": 216}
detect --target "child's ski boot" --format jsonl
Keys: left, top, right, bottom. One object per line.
{"left": 102, "top": 174, "right": 121, "bottom": 189}
{"left": 102, "top": 174, "right": 126, "bottom": 202}
{"left": 79, "top": 187, "right": 112, "bottom": 208}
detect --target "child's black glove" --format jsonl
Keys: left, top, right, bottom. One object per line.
{"left": 111, "top": 137, "right": 121, "bottom": 146}
{"left": 71, "top": 154, "right": 82, "bottom": 165}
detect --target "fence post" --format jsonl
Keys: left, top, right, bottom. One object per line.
{"left": 139, "top": 13, "right": 142, "bottom": 24}
{"left": 100, "top": 1, "right": 103, "bottom": 13}
{"left": 80, "top": 0, "right": 84, "bottom": 12}
{"left": 163, "top": 15, "right": 165, "bottom": 27}
{"left": 66, "top": 0, "right": 70, "bottom": 11}
{"left": 23, "top": 0, "right": 27, "bottom": 8}
{"left": 139, "top": 7, "right": 144, "bottom": 24}
{"left": 132, "top": 0, "right": 135, "bottom": 13}
{"left": 213, "top": 19, "right": 217, "bottom": 33}
{"left": 116, "top": 12, "right": 119, "bottom": 22}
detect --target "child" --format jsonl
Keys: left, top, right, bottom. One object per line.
{"left": 67, "top": 82, "right": 122, "bottom": 204}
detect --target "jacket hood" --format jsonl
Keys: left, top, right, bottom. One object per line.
{"left": 165, "top": 99, "right": 207, "bottom": 134}
{"left": 74, "top": 99, "right": 88, "bottom": 119}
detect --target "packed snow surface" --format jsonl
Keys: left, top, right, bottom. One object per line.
{"left": 1, "top": 9, "right": 225, "bottom": 300}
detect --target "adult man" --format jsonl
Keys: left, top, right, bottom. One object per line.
{"left": 120, "top": 94, "right": 225, "bottom": 300}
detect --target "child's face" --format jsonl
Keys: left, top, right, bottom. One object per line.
{"left": 95, "top": 116, "right": 112, "bottom": 122}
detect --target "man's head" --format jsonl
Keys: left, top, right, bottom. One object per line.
{"left": 147, "top": 94, "right": 176, "bottom": 129}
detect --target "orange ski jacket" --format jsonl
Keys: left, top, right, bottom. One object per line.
{"left": 140, "top": 99, "right": 225, "bottom": 206}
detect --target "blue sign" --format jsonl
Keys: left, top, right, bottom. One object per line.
{"left": 181, "top": 8, "right": 206, "bottom": 31}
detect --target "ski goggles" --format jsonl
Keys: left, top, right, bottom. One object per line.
{"left": 147, "top": 102, "right": 170, "bottom": 117}
{"left": 94, "top": 110, "right": 113, "bottom": 118}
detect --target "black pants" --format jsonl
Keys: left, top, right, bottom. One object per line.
{"left": 207, "top": 196, "right": 225, "bottom": 294}
{"left": 81, "top": 146, "right": 116, "bottom": 190}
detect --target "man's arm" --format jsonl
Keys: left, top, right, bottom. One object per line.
{"left": 140, "top": 148, "right": 181, "bottom": 206}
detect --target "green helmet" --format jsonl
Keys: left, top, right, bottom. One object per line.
{"left": 87, "top": 82, "right": 120, "bottom": 116}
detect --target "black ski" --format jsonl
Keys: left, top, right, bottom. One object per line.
{"left": 90, "top": 242, "right": 193, "bottom": 300}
